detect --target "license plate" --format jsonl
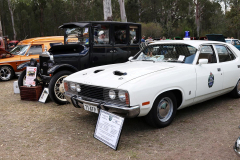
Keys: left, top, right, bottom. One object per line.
{"left": 83, "top": 103, "right": 98, "bottom": 114}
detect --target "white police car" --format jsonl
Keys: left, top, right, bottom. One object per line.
{"left": 63, "top": 40, "right": 240, "bottom": 128}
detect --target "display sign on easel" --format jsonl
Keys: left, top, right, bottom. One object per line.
{"left": 94, "top": 110, "right": 124, "bottom": 150}
{"left": 25, "top": 67, "right": 37, "bottom": 86}
{"left": 39, "top": 88, "right": 49, "bottom": 103}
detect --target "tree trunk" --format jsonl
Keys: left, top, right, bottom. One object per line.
{"left": 7, "top": 0, "right": 16, "bottom": 40}
{"left": 118, "top": 0, "right": 127, "bottom": 22}
{"left": 103, "top": 0, "right": 113, "bottom": 21}
{"left": 195, "top": 0, "right": 200, "bottom": 37}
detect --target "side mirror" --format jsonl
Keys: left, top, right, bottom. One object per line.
{"left": 198, "top": 59, "right": 208, "bottom": 65}
{"left": 128, "top": 56, "right": 133, "bottom": 61}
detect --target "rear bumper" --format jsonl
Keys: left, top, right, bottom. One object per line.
{"left": 65, "top": 92, "right": 140, "bottom": 118}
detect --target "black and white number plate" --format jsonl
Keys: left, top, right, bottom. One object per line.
{"left": 83, "top": 103, "right": 98, "bottom": 113}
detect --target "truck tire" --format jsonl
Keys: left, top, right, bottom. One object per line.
{"left": 0, "top": 66, "right": 14, "bottom": 81}
{"left": 49, "top": 70, "right": 72, "bottom": 105}
{"left": 18, "top": 70, "right": 26, "bottom": 87}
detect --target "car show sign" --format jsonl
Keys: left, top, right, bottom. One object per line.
{"left": 25, "top": 67, "right": 37, "bottom": 86}
{"left": 94, "top": 109, "right": 124, "bottom": 150}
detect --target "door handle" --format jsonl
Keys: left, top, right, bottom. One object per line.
{"left": 110, "top": 50, "right": 113, "bottom": 53}
{"left": 217, "top": 68, "right": 221, "bottom": 71}
{"left": 238, "top": 65, "right": 240, "bottom": 68}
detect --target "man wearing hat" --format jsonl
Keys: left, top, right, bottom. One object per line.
{"left": 98, "top": 31, "right": 105, "bottom": 44}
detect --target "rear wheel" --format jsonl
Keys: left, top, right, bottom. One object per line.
{"left": 49, "top": 70, "right": 72, "bottom": 105}
{"left": 0, "top": 66, "right": 14, "bottom": 81}
{"left": 145, "top": 92, "right": 177, "bottom": 128}
{"left": 230, "top": 79, "right": 240, "bottom": 98}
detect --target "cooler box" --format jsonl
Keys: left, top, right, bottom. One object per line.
{"left": 20, "top": 86, "right": 43, "bottom": 101}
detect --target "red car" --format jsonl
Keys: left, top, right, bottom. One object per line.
{"left": 8, "top": 40, "right": 19, "bottom": 50}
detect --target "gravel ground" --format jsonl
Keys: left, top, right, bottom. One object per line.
{"left": 0, "top": 79, "right": 240, "bottom": 159}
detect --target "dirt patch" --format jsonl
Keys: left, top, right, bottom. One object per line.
{"left": 0, "top": 79, "right": 240, "bottom": 159}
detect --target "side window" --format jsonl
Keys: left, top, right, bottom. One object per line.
{"left": 93, "top": 25, "right": 109, "bottom": 45}
{"left": 28, "top": 45, "right": 43, "bottom": 55}
{"left": 198, "top": 45, "right": 217, "bottom": 63}
{"left": 215, "top": 45, "right": 236, "bottom": 62}
{"left": 129, "top": 25, "right": 139, "bottom": 44}
{"left": 114, "top": 25, "right": 127, "bottom": 44}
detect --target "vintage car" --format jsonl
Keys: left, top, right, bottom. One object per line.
{"left": 17, "top": 21, "right": 141, "bottom": 105}
{"left": 0, "top": 36, "right": 63, "bottom": 81}
{"left": 63, "top": 40, "right": 240, "bottom": 128}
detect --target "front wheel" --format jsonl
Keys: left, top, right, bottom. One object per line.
{"left": 49, "top": 70, "right": 72, "bottom": 105}
{"left": 0, "top": 66, "right": 14, "bottom": 81}
{"left": 230, "top": 79, "right": 240, "bottom": 98}
{"left": 145, "top": 92, "right": 177, "bottom": 128}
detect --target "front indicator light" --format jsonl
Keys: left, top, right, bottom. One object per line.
{"left": 125, "top": 93, "right": 129, "bottom": 105}
{"left": 64, "top": 82, "right": 68, "bottom": 92}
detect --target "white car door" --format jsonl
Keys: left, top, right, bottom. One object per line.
{"left": 194, "top": 45, "right": 223, "bottom": 102}
{"left": 214, "top": 44, "right": 240, "bottom": 91}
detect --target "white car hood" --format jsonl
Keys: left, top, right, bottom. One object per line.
{"left": 65, "top": 61, "right": 175, "bottom": 88}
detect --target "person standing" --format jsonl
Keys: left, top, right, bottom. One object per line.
{"left": 141, "top": 36, "right": 145, "bottom": 42}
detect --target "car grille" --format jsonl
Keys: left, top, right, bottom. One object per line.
{"left": 77, "top": 84, "right": 128, "bottom": 107}
{"left": 39, "top": 56, "right": 50, "bottom": 75}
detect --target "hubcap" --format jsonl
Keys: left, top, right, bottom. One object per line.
{"left": 237, "top": 80, "right": 240, "bottom": 94}
{"left": 157, "top": 97, "right": 173, "bottom": 122}
{"left": 0, "top": 67, "right": 11, "bottom": 80}
{"left": 54, "top": 75, "right": 68, "bottom": 101}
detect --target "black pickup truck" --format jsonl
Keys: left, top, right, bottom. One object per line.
{"left": 18, "top": 21, "right": 141, "bottom": 105}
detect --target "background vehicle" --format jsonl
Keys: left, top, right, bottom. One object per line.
{"left": 225, "top": 39, "right": 240, "bottom": 50}
{"left": 7, "top": 40, "right": 19, "bottom": 51}
{"left": 0, "top": 36, "right": 63, "bottom": 81}
{"left": 18, "top": 21, "right": 141, "bottom": 105}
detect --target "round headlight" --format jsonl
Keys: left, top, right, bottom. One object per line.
{"left": 118, "top": 90, "right": 126, "bottom": 102}
{"left": 109, "top": 89, "right": 116, "bottom": 99}
{"left": 76, "top": 84, "right": 81, "bottom": 92}
{"left": 70, "top": 83, "right": 76, "bottom": 91}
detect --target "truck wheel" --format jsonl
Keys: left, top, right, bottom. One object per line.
{"left": 18, "top": 70, "right": 27, "bottom": 87}
{"left": 49, "top": 70, "right": 72, "bottom": 105}
{"left": 145, "top": 92, "right": 177, "bottom": 128}
{"left": 0, "top": 66, "right": 14, "bottom": 81}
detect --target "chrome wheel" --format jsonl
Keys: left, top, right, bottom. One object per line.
{"left": 157, "top": 97, "right": 173, "bottom": 122}
{"left": 54, "top": 75, "right": 68, "bottom": 101}
{"left": 0, "top": 66, "right": 12, "bottom": 81}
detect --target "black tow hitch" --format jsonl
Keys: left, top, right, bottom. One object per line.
{"left": 71, "top": 95, "right": 81, "bottom": 108}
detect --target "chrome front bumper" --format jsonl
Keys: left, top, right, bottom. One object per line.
{"left": 65, "top": 93, "right": 140, "bottom": 118}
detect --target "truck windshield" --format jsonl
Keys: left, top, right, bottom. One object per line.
{"left": 10, "top": 45, "right": 29, "bottom": 55}
{"left": 133, "top": 44, "right": 197, "bottom": 64}
{"left": 65, "top": 27, "right": 89, "bottom": 45}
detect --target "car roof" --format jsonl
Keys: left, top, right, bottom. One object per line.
{"left": 18, "top": 36, "right": 64, "bottom": 45}
{"left": 149, "top": 40, "right": 228, "bottom": 49}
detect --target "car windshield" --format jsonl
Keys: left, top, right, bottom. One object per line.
{"left": 133, "top": 44, "right": 197, "bottom": 64}
{"left": 65, "top": 27, "right": 89, "bottom": 45}
{"left": 226, "top": 40, "right": 240, "bottom": 45}
{"left": 10, "top": 45, "right": 29, "bottom": 55}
